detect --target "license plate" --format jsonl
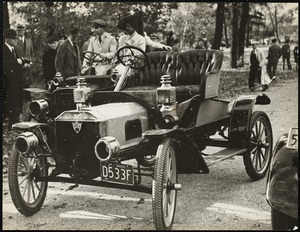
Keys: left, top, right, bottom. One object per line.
{"left": 100, "top": 161, "right": 134, "bottom": 186}
{"left": 286, "top": 127, "right": 298, "bottom": 149}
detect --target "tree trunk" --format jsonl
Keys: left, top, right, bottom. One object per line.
{"left": 212, "top": 2, "right": 225, "bottom": 49}
{"left": 3, "top": 2, "right": 10, "bottom": 29}
{"left": 45, "top": 2, "right": 55, "bottom": 37}
{"left": 237, "top": 2, "right": 249, "bottom": 67}
{"left": 246, "top": 17, "right": 251, "bottom": 47}
{"left": 231, "top": 3, "right": 239, "bottom": 68}
{"left": 224, "top": 17, "right": 229, "bottom": 47}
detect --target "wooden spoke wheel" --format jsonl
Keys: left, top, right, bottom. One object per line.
{"left": 243, "top": 111, "right": 273, "bottom": 180}
{"left": 152, "top": 138, "right": 178, "bottom": 230}
{"left": 8, "top": 144, "right": 48, "bottom": 216}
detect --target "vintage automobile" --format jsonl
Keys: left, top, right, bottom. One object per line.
{"left": 266, "top": 127, "right": 298, "bottom": 230}
{"left": 9, "top": 46, "right": 274, "bottom": 230}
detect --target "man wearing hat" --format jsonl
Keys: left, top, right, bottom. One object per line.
{"left": 3, "top": 29, "right": 27, "bottom": 130}
{"left": 55, "top": 25, "right": 81, "bottom": 80}
{"left": 15, "top": 23, "right": 34, "bottom": 102}
{"left": 42, "top": 36, "right": 59, "bottom": 89}
{"left": 267, "top": 38, "right": 282, "bottom": 79}
{"left": 81, "top": 19, "right": 117, "bottom": 75}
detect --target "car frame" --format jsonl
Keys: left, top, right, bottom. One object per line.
{"left": 8, "top": 46, "right": 274, "bottom": 230}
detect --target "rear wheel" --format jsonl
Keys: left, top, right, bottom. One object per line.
{"left": 8, "top": 144, "right": 48, "bottom": 216}
{"left": 152, "top": 138, "right": 178, "bottom": 230}
{"left": 243, "top": 111, "right": 273, "bottom": 180}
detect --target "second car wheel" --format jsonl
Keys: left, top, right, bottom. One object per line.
{"left": 152, "top": 138, "right": 178, "bottom": 230}
{"left": 243, "top": 111, "right": 273, "bottom": 180}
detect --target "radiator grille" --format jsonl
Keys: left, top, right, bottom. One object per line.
{"left": 55, "top": 121, "right": 100, "bottom": 175}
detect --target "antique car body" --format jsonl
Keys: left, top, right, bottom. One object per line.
{"left": 9, "top": 46, "right": 274, "bottom": 230}
{"left": 266, "top": 127, "right": 298, "bottom": 230}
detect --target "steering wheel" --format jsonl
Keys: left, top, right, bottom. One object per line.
{"left": 116, "top": 45, "right": 148, "bottom": 69}
{"left": 82, "top": 51, "right": 103, "bottom": 64}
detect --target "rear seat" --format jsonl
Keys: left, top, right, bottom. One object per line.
{"left": 124, "top": 49, "right": 223, "bottom": 101}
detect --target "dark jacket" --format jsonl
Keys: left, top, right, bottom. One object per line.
{"left": 267, "top": 44, "right": 282, "bottom": 64}
{"left": 42, "top": 47, "right": 57, "bottom": 83}
{"left": 3, "top": 44, "right": 24, "bottom": 116}
{"left": 55, "top": 39, "right": 81, "bottom": 80}
{"left": 14, "top": 36, "right": 34, "bottom": 85}
{"left": 281, "top": 44, "right": 290, "bottom": 58}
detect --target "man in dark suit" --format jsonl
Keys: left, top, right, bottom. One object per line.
{"left": 267, "top": 38, "right": 282, "bottom": 79}
{"left": 281, "top": 38, "right": 292, "bottom": 70}
{"left": 15, "top": 23, "right": 34, "bottom": 102}
{"left": 55, "top": 26, "right": 81, "bottom": 80}
{"left": 42, "top": 36, "right": 59, "bottom": 89}
{"left": 3, "top": 29, "right": 29, "bottom": 130}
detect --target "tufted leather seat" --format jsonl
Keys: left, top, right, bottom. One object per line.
{"left": 124, "top": 49, "right": 223, "bottom": 101}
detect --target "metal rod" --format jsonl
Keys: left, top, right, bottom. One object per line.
{"left": 36, "top": 176, "right": 152, "bottom": 194}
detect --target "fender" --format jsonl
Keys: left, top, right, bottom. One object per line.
{"left": 142, "top": 128, "right": 209, "bottom": 174}
{"left": 266, "top": 134, "right": 298, "bottom": 220}
{"left": 228, "top": 93, "right": 270, "bottom": 147}
{"left": 12, "top": 122, "right": 55, "bottom": 153}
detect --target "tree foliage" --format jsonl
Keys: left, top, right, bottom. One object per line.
{"left": 8, "top": 2, "right": 178, "bottom": 77}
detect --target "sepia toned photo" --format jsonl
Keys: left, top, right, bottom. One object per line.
{"left": 2, "top": 2, "right": 298, "bottom": 230}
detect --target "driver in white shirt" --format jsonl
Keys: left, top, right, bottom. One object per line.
{"left": 81, "top": 19, "right": 117, "bottom": 75}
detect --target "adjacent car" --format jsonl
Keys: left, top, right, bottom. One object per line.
{"left": 266, "top": 127, "right": 298, "bottom": 230}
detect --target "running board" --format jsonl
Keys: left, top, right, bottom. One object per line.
{"left": 204, "top": 148, "right": 247, "bottom": 167}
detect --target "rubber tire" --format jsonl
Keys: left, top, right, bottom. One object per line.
{"left": 152, "top": 138, "right": 177, "bottom": 230}
{"left": 243, "top": 111, "right": 273, "bottom": 180}
{"left": 271, "top": 208, "right": 298, "bottom": 230}
{"left": 8, "top": 144, "right": 48, "bottom": 216}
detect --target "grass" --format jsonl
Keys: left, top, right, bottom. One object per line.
{"left": 219, "top": 69, "right": 298, "bottom": 100}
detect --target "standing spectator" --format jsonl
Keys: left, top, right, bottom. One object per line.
{"left": 15, "top": 23, "right": 34, "bottom": 102}
{"left": 249, "top": 44, "right": 262, "bottom": 91}
{"left": 81, "top": 19, "right": 117, "bottom": 75}
{"left": 281, "top": 38, "right": 292, "bottom": 70}
{"left": 3, "top": 29, "right": 29, "bottom": 130}
{"left": 166, "top": 31, "right": 175, "bottom": 47}
{"left": 42, "top": 36, "right": 59, "bottom": 89}
{"left": 172, "top": 38, "right": 181, "bottom": 52}
{"left": 55, "top": 26, "right": 81, "bottom": 81}
{"left": 202, "top": 33, "right": 209, "bottom": 49}
{"left": 195, "top": 38, "right": 205, "bottom": 49}
{"left": 294, "top": 45, "right": 298, "bottom": 72}
{"left": 267, "top": 38, "right": 282, "bottom": 79}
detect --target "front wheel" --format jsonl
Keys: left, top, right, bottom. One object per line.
{"left": 152, "top": 138, "right": 178, "bottom": 230}
{"left": 243, "top": 111, "right": 273, "bottom": 180}
{"left": 8, "top": 144, "right": 48, "bottom": 216}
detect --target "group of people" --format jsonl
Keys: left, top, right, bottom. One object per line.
{"left": 249, "top": 37, "right": 298, "bottom": 92}
{"left": 3, "top": 24, "right": 34, "bottom": 130}
{"left": 3, "top": 14, "right": 173, "bottom": 130}
{"left": 48, "top": 14, "right": 173, "bottom": 80}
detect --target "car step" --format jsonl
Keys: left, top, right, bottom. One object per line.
{"left": 203, "top": 148, "right": 247, "bottom": 167}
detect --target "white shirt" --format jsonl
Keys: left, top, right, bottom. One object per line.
{"left": 144, "top": 32, "right": 165, "bottom": 49}
{"left": 5, "top": 42, "right": 14, "bottom": 53}
{"left": 19, "top": 35, "right": 25, "bottom": 43}
{"left": 118, "top": 31, "right": 146, "bottom": 51}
